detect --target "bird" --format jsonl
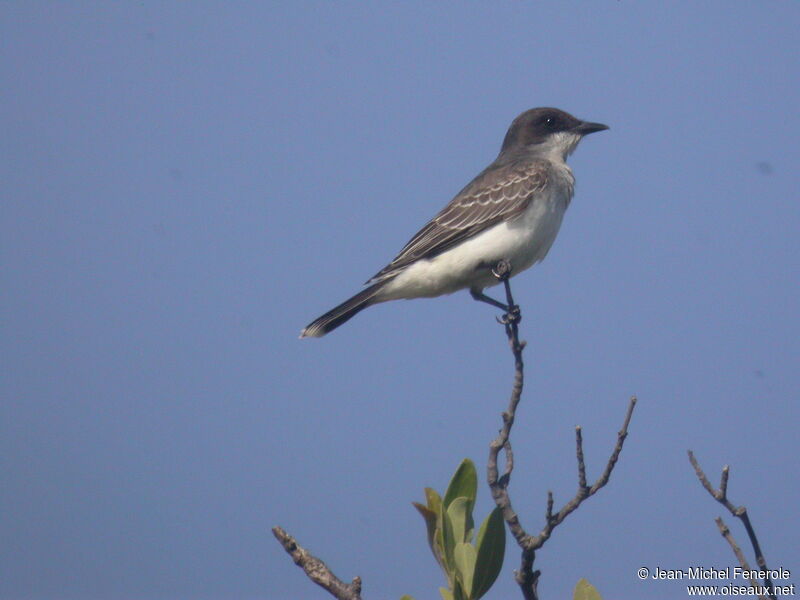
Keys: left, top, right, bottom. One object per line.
{"left": 300, "top": 107, "right": 608, "bottom": 338}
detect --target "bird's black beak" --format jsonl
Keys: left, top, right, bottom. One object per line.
{"left": 575, "top": 121, "right": 609, "bottom": 135}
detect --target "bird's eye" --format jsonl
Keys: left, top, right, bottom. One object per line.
{"left": 544, "top": 116, "right": 554, "bottom": 127}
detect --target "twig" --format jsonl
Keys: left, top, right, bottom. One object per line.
{"left": 715, "top": 517, "right": 760, "bottom": 591}
{"left": 485, "top": 260, "right": 637, "bottom": 600}
{"left": 272, "top": 526, "right": 363, "bottom": 600}
{"left": 687, "top": 451, "right": 776, "bottom": 600}
{"left": 529, "top": 396, "right": 636, "bottom": 551}
{"left": 485, "top": 263, "right": 536, "bottom": 599}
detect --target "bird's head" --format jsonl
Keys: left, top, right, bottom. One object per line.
{"left": 500, "top": 107, "right": 608, "bottom": 160}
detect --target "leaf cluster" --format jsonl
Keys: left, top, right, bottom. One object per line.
{"left": 405, "top": 459, "right": 505, "bottom": 600}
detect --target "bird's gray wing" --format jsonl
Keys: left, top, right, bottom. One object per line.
{"left": 367, "top": 159, "right": 549, "bottom": 283}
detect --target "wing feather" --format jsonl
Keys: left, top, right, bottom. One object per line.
{"left": 368, "top": 160, "right": 549, "bottom": 282}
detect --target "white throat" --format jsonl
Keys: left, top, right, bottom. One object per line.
{"left": 533, "top": 131, "right": 584, "bottom": 161}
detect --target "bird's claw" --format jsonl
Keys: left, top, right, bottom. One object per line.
{"left": 495, "top": 304, "right": 521, "bottom": 325}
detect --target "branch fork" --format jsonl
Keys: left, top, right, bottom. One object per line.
{"left": 274, "top": 259, "right": 637, "bottom": 600}
{"left": 688, "top": 451, "right": 776, "bottom": 600}
{"left": 485, "top": 262, "right": 637, "bottom": 600}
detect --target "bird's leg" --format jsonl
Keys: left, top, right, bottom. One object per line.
{"left": 470, "top": 288, "right": 510, "bottom": 311}
{"left": 493, "top": 259, "right": 521, "bottom": 325}
{"left": 470, "top": 259, "right": 521, "bottom": 325}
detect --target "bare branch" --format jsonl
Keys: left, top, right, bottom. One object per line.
{"left": 688, "top": 452, "right": 733, "bottom": 508}
{"left": 687, "top": 451, "right": 776, "bottom": 600}
{"left": 715, "top": 517, "right": 762, "bottom": 595}
{"left": 528, "top": 396, "right": 636, "bottom": 551}
{"left": 485, "top": 263, "right": 537, "bottom": 600}
{"left": 485, "top": 260, "right": 637, "bottom": 600}
{"left": 272, "top": 526, "right": 362, "bottom": 600}
{"left": 589, "top": 397, "right": 636, "bottom": 494}
{"left": 545, "top": 491, "right": 554, "bottom": 523}
{"left": 719, "top": 465, "right": 730, "bottom": 499}
{"left": 575, "top": 426, "right": 587, "bottom": 491}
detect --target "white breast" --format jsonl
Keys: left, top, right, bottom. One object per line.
{"left": 378, "top": 164, "right": 574, "bottom": 301}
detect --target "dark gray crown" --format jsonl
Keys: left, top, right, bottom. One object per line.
{"left": 500, "top": 107, "right": 608, "bottom": 154}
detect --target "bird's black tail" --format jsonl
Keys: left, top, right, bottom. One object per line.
{"left": 300, "top": 282, "right": 386, "bottom": 338}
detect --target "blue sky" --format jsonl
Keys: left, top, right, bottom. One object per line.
{"left": 2, "top": 3, "right": 798, "bottom": 599}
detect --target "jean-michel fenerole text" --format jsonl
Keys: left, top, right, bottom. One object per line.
{"left": 651, "top": 566, "right": 791, "bottom": 581}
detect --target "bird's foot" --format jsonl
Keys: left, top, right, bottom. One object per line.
{"left": 496, "top": 304, "right": 521, "bottom": 326}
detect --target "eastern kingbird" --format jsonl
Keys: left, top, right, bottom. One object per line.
{"left": 301, "top": 107, "right": 608, "bottom": 338}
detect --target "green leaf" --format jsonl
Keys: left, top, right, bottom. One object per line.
{"left": 465, "top": 526, "right": 475, "bottom": 545}
{"left": 416, "top": 487, "right": 447, "bottom": 572}
{"left": 471, "top": 507, "right": 506, "bottom": 599}
{"left": 447, "top": 497, "right": 471, "bottom": 544}
{"left": 573, "top": 578, "right": 603, "bottom": 600}
{"left": 424, "top": 487, "right": 443, "bottom": 515}
{"left": 439, "top": 587, "right": 454, "bottom": 600}
{"left": 454, "top": 542, "right": 477, "bottom": 599}
{"left": 412, "top": 502, "right": 437, "bottom": 532}
{"left": 399, "top": 596, "right": 415, "bottom": 600}
{"left": 441, "top": 500, "right": 458, "bottom": 574}
{"left": 443, "top": 459, "right": 478, "bottom": 511}
{"left": 452, "top": 580, "right": 467, "bottom": 600}
{"left": 413, "top": 502, "right": 443, "bottom": 568}
{"left": 434, "top": 524, "right": 448, "bottom": 576}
